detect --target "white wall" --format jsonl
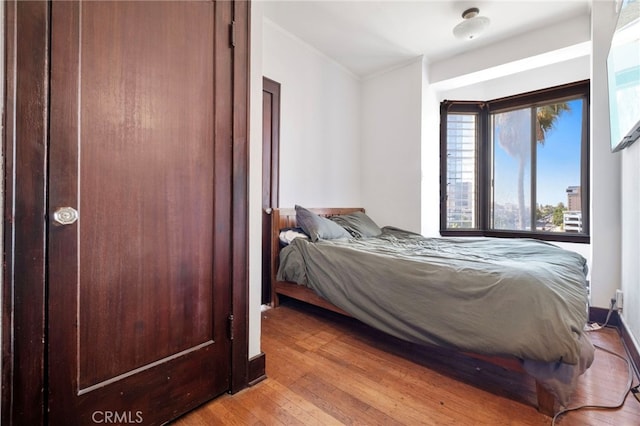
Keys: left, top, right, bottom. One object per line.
{"left": 262, "top": 19, "right": 362, "bottom": 208}
{"left": 360, "top": 59, "right": 423, "bottom": 232}
{"left": 590, "top": 0, "right": 622, "bottom": 309}
{"left": 421, "top": 58, "right": 440, "bottom": 238}
{"left": 435, "top": 56, "right": 590, "bottom": 101}
{"left": 248, "top": 0, "right": 264, "bottom": 358}
{"left": 620, "top": 139, "right": 640, "bottom": 350}
{"left": 599, "top": 0, "right": 640, "bottom": 354}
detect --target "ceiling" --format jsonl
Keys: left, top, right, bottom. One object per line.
{"left": 261, "top": 0, "right": 592, "bottom": 77}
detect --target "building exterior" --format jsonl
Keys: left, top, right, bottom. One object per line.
{"left": 447, "top": 181, "right": 474, "bottom": 228}
{"left": 563, "top": 211, "right": 583, "bottom": 232}
{"left": 564, "top": 186, "right": 582, "bottom": 232}
{"left": 566, "top": 186, "right": 581, "bottom": 211}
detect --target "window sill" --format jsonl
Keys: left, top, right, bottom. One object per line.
{"left": 440, "top": 229, "right": 590, "bottom": 244}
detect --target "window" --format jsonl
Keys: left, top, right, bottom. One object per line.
{"left": 440, "top": 80, "right": 589, "bottom": 243}
{"left": 444, "top": 111, "right": 479, "bottom": 229}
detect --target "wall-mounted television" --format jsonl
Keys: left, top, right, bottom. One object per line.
{"left": 607, "top": 0, "right": 640, "bottom": 152}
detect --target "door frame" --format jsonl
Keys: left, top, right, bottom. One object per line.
{"left": 261, "top": 77, "right": 281, "bottom": 304}
{"left": 1, "top": 1, "right": 250, "bottom": 423}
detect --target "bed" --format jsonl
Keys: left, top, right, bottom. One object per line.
{"left": 268, "top": 206, "right": 594, "bottom": 416}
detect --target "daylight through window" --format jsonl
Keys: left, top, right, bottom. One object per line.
{"left": 446, "top": 114, "right": 477, "bottom": 229}
{"left": 440, "top": 81, "right": 589, "bottom": 243}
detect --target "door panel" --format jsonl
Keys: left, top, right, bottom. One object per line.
{"left": 48, "top": 1, "right": 232, "bottom": 423}
{"left": 262, "top": 90, "right": 273, "bottom": 304}
{"left": 261, "top": 78, "right": 280, "bottom": 304}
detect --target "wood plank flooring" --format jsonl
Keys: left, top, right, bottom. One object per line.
{"left": 174, "top": 298, "right": 640, "bottom": 425}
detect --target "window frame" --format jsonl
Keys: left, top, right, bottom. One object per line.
{"left": 440, "top": 80, "right": 590, "bottom": 244}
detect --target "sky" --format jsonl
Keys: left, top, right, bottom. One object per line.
{"left": 493, "top": 98, "right": 583, "bottom": 207}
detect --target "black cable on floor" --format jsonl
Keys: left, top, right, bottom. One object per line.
{"left": 551, "top": 343, "right": 634, "bottom": 425}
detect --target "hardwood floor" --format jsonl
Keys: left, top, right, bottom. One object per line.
{"left": 174, "top": 298, "right": 640, "bottom": 425}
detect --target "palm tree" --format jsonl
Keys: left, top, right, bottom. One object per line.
{"left": 495, "top": 103, "right": 570, "bottom": 230}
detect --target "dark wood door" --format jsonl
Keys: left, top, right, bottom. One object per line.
{"left": 262, "top": 78, "right": 280, "bottom": 304}
{"left": 47, "top": 2, "right": 233, "bottom": 423}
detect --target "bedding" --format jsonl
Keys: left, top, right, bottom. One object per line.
{"left": 279, "top": 227, "right": 309, "bottom": 245}
{"left": 295, "top": 205, "right": 351, "bottom": 242}
{"left": 277, "top": 225, "right": 594, "bottom": 405}
{"left": 329, "top": 211, "right": 382, "bottom": 238}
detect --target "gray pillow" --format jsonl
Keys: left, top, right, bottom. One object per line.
{"left": 330, "top": 211, "right": 382, "bottom": 238}
{"left": 295, "top": 205, "right": 351, "bottom": 242}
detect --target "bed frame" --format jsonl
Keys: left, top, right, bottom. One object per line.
{"left": 267, "top": 207, "right": 556, "bottom": 416}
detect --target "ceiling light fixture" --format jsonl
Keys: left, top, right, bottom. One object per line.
{"left": 453, "top": 7, "right": 490, "bottom": 40}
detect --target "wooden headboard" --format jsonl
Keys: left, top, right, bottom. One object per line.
{"left": 266, "top": 207, "right": 364, "bottom": 312}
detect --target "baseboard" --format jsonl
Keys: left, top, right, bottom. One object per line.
{"left": 590, "top": 307, "right": 639, "bottom": 379}
{"left": 589, "top": 306, "right": 620, "bottom": 327}
{"left": 248, "top": 352, "right": 266, "bottom": 386}
{"left": 619, "top": 316, "right": 640, "bottom": 380}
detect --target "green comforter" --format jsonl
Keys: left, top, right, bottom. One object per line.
{"left": 278, "top": 227, "right": 590, "bottom": 366}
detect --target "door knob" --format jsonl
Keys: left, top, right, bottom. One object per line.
{"left": 53, "top": 207, "right": 78, "bottom": 225}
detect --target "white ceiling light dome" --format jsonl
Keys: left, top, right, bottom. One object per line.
{"left": 453, "top": 7, "right": 491, "bottom": 40}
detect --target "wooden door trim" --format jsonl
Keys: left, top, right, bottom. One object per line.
{"left": 2, "top": 1, "right": 49, "bottom": 424}
{"left": 1, "top": 0, "right": 251, "bottom": 421}
{"left": 261, "top": 77, "right": 280, "bottom": 305}
{"left": 230, "top": 0, "right": 251, "bottom": 394}
{"left": 263, "top": 76, "right": 281, "bottom": 209}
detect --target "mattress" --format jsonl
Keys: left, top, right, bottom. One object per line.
{"left": 277, "top": 226, "right": 595, "bottom": 405}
